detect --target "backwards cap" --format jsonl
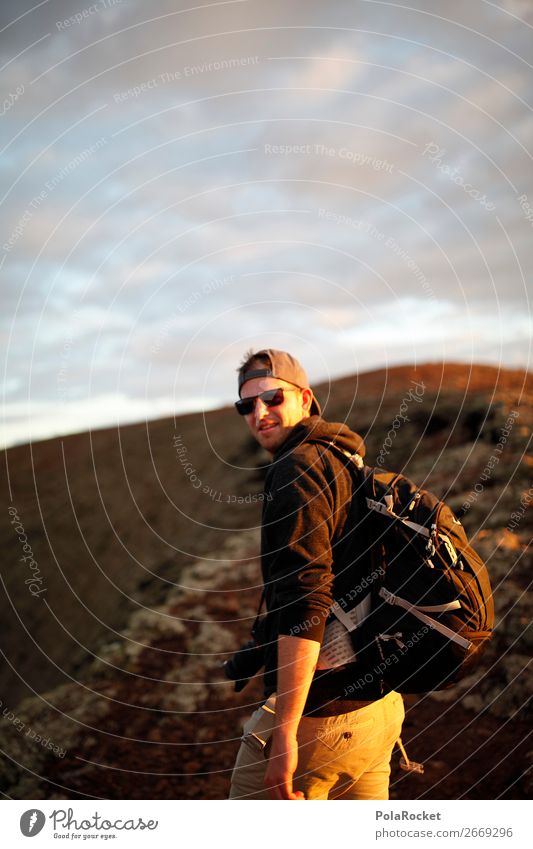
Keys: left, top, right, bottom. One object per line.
{"left": 238, "top": 348, "right": 321, "bottom": 416}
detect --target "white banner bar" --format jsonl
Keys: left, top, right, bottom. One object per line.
{"left": 3, "top": 799, "right": 529, "bottom": 848}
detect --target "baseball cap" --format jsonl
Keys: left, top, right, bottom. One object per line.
{"left": 238, "top": 348, "right": 321, "bottom": 416}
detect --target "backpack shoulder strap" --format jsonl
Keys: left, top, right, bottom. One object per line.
{"left": 305, "top": 436, "right": 375, "bottom": 502}
{"left": 305, "top": 437, "right": 365, "bottom": 473}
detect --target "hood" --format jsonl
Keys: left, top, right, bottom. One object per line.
{"left": 273, "top": 415, "right": 366, "bottom": 461}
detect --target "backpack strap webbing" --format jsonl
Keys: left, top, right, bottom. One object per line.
{"left": 365, "top": 497, "right": 431, "bottom": 537}
{"left": 379, "top": 588, "right": 472, "bottom": 650}
{"left": 306, "top": 437, "right": 365, "bottom": 473}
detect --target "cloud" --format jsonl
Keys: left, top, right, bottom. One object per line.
{"left": 0, "top": 0, "right": 531, "bottom": 447}
{"left": 0, "top": 391, "right": 180, "bottom": 448}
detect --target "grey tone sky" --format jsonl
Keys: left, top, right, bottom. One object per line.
{"left": 1, "top": 0, "right": 532, "bottom": 446}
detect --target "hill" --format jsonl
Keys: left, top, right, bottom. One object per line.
{"left": 0, "top": 362, "right": 531, "bottom": 799}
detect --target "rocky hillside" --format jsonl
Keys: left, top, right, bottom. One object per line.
{"left": 0, "top": 362, "right": 531, "bottom": 799}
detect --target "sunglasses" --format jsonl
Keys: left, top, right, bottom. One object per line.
{"left": 235, "top": 387, "right": 298, "bottom": 416}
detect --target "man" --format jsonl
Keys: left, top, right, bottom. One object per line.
{"left": 228, "top": 348, "right": 405, "bottom": 800}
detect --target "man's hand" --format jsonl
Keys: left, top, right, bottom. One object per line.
{"left": 264, "top": 731, "right": 305, "bottom": 800}
{"left": 263, "top": 635, "right": 321, "bottom": 799}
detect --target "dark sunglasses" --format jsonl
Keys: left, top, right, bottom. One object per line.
{"left": 235, "top": 387, "right": 297, "bottom": 416}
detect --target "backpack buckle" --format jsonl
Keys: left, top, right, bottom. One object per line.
{"left": 426, "top": 523, "right": 438, "bottom": 556}
{"left": 380, "top": 588, "right": 396, "bottom": 606}
{"left": 439, "top": 532, "right": 458, "bottom": 565}
{"left": 378, "top": 631, "right": 406, "bottom": 650}
{"left": 400, "top": 757, "right": 425, "bottom": 775}
{"left": 397, "top": 737, "right": 425, "bottom": 774}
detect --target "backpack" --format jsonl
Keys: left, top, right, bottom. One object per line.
{"left": 310, "top": 438, "right": 494, "bottom": 696}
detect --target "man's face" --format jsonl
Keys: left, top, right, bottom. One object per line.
{"left": 239, "top": 376, "right": 312, "bottom": 454}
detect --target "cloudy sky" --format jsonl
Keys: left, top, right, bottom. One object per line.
{"left": 1, "top": 0, "right": 532, "bottom": 447}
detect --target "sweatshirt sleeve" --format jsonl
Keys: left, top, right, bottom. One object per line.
{"left": 261, "top": 448, "right": 336, "bottom": 643}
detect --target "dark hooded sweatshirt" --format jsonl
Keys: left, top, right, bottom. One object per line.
{"left": 260, "top": 415, "right": 379, "bottom": 716}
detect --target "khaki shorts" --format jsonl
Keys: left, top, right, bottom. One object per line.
{"left": 229, "top": 690, "right": 405, "bottom": 800}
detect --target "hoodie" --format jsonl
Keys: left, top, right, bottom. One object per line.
{"left": 259, "top": 415, "right": 376, "bottom": 714}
